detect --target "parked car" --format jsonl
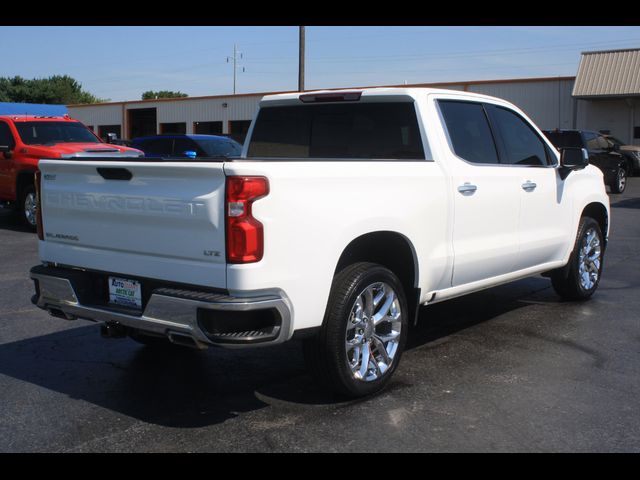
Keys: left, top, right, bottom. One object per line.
{"left": 31, "top": 88, "right": 610, "bottom": 398}
{"left": 543, "top": 129, "right": 629, "bottom": 193}
{"left": 0, "top": 115, "right": 143, "bottom": 230}
{"left": 131, "top": 134, "right": 242, "bottom": 159}
{"left": 602, "top": 134, "right": 640, "bottom": 176}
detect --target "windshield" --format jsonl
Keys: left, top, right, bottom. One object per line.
{"left": 15, "top": 121, "right": 100, "bottom": 145}
{"left": 607, "top": 136, "right": 625, "bottom": 146}
{"left": 197, "top": 138, "right": 242, "bottom": 157}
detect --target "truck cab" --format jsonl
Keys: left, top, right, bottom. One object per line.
{"left": 0, "top": 114, "right": 142, "bottom": 229}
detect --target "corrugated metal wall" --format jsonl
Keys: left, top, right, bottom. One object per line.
{"left": 70, "top": 104, "right": 122, "bottom": 128}
{"left": 573, "top": 49, "right": 640, "bottom": 97}
{"left": 70, "top": 96, "right": 263, "bottom": 138}
{"left": 470, "top": 79, "right": 574, "bottom": 130}
{"left": 68, "top": 78, "right": 576, "bottom": 139}
{"left": 575, "top": 98, "right": 638, "bottom": 145}
{"left": 132, "top": 96, "right": 261, "bottom": 133}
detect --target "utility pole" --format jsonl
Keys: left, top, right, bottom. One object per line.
{"left": 226, "top": 44, "right": 244, "bottom": 94}
{"left": 298, "top": 26, "right": 305, "bottom": 92}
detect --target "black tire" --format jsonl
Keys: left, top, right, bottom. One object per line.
{"left": 551, "top": 216, "right": 605, "bottom": 301}
{"left": 303, "top": 262, "right": 409, "bottom": 398}
{"left": 610, "top": 167, "right": 626, "bottom": 194}
{"left": 18, "top": 184, "right": 37, "bottom": 232}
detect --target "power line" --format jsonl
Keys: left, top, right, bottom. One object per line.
{"left": 308, "top": 61, "right": 575, "bottom": 77}
{"left": 244, "top": 37, "right": 640, "bottom": 64}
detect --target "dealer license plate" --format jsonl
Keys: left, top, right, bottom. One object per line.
{"left": 108, "top": 276, "right": 142, "bottom": 309}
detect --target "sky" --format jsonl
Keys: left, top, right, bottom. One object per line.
{"left": 1, "top": 26, "right": 639, "bottom": 102}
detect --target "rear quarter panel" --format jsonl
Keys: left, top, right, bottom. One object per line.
{"left": 223, "top": 160, "right": 450, "bottom": 333}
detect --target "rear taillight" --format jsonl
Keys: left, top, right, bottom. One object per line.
{"left": 34, "top": 170, "right": 44, "bottom": 241}
{"left": 225, "top": 176, "right": 269, "bottom": 263}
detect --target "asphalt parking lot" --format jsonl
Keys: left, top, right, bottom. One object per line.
{"left": 0, "top": 180, "right": 638, "bottom": 453}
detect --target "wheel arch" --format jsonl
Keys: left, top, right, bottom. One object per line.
{"left": 16, "top": 169, "right": 36, "bottom": 200}
{"left": 581, "top": 202, "right": 609, "bottom": 247}
{"left": 334, "top": 231, "right": 421, "bottom": 325}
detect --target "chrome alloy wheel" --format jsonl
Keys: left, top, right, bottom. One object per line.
{"left": 578, "top": 227, "right": 601, "bottom": 291}
{"left": 345, "top": 282, "right": 402, "bottom": 382}
{"left": 617, "top": 169, "right": 626, "bottom": 192}
{"left": 24, "top": 192, "right": 37, "bottom": 227}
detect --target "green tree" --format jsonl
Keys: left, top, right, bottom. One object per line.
{"left": 142, "top": 90, "right": 188, "bottom": 100}
{"left": 0, "top": 75, "right": 106, "bottom": 104}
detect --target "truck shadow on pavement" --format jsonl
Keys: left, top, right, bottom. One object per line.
{"left": 609, "top": 196, "right": 640, "bottom": 209}
{"left": 0, "top": 277, "right": 551, "bottom": 429}
{"left": 0, "top": 210, "right": 33, "bottom": 233}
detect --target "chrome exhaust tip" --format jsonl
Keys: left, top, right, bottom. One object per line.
{"left": 48, "top": 307, "right": 77, "bottom": 321}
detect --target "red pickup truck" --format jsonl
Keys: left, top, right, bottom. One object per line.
{"left": 0, "top": 115, "right": 142, "bottom": 229}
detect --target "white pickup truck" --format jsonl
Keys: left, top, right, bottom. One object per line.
{"left": 30, "top": 88, "right": 610, "bottom": 397}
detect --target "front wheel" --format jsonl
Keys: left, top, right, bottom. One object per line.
{"left": 20, "top": 184, "right": 37, "bottom": 231}
{"left": 610, "top": 167, "right": 626, "bottom": 194}
{"left": 303, "top": 262, "right": 408, "bottom": 398}
{"left": 551, "top": 216, "right": 605, "bottom": 301}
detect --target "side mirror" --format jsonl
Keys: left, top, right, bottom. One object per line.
{"left": 610, "top": 143, "right": 620, "bottom": 152}
{"left": 0, "top": 145, "right": 12, "bottom": 159}
{"left": 106, "top": 132, "right": 118, "bottom": 144}
{"left": 183, "top": 150, "right": 197, "bottom": 159}
{"left": 559, "top": 147, "right": 588, "bottom": 178}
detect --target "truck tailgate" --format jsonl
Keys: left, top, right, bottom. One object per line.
{"left": 38, "top": 159, "right": 227, "bottom": 289}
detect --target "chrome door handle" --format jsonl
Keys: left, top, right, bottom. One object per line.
{"left": 522, "top": 181, "right": 537, "bottom": 191}
{"left": 457, "top": 183, "right": 477, "bottom": 195}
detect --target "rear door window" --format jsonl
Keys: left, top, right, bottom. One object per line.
{"left": 248, "top": 102, "right": 425, "bottom": 160}
{"left": 438, "top": 100, "right": 499, "bottom": 165}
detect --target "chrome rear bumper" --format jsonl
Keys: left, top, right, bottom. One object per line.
{"left": 30, "top": 265, "right": 292, "bottom": 348}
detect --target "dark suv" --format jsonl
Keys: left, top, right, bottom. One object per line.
{"left": 603, "top": 134, "right": 640, "bottom": 176}
{"left": 543, "top": 129, "right": 629, "bottom": 193}
{"left": 131, "top": 134, "right": 242, "bottom": 159}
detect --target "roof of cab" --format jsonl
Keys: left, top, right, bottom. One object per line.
{"left": 0, "top": 115, "right": 77, "bottom": 122}
{"left": 260, "top": 87, "right": 506, "bottom": 105}
{"left": 131, "top": 134, "right": 235, "bottom": 142}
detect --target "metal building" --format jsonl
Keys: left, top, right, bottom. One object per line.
{"left": 68, "top": 76, "right": 576, "bottom": 144}
{"left": 67, "top": 93, "right": 262, "bottom": 144}
{"left": 66, "top": 48, "right": 640, "bottom": 146}
{"left": 573, "top": 48, "right": 640, "bottom": 145}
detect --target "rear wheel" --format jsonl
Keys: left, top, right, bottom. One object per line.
{"left": 551, "top": 216, "right": 605, "bottom": 301}
{"left": 610, "top": 167, "right": 626, "bottom": 194}
{"left": 303, "top": 262, "right": 408, "bottom": 398}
